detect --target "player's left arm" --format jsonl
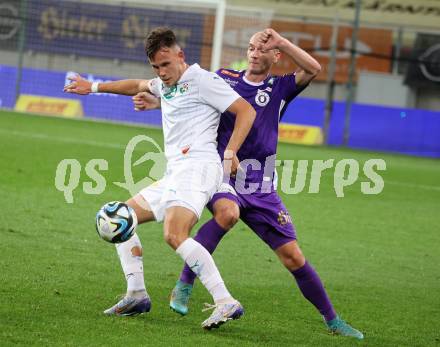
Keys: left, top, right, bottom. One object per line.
{"left": 259, "top": 28, "right": 321, "bottom": 86}
{"left": 132, "top": 92, "right": 161, "bottom": 111}
{"left": 199, "top": 73, "right": 256, "bottom": 175}
{"left": 224, "top": 97, "right": 256, "bottom": 160}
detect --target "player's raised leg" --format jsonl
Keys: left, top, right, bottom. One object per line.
{"left": 170, "top": 196, "right": 239, "bottom": 315}
{"left": 275, "top": 240, "right": 364, "bottom": 339}
{"left": 103, "top": 194, "right": 154, "bottom": 316}
{"left": 164, "top": 204, "right": 243, "bottom": 329}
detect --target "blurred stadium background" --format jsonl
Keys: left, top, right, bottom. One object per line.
{"left": 1, "top": 0, "right": 439, "bottom": 156}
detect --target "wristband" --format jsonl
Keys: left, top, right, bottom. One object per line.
{"left": 224, "top": 149, "right": 234, "bottom": 159}
{"left": 91, "top": 82, "right": 99, "bottom": 93}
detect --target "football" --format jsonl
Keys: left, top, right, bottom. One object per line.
{"left": 95, "top": 201, "right": 137, "bottom": 243}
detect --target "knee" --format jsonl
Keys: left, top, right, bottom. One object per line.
{"left": 214, "top": 204, "right": 239, "bottom": 230}
{"left": 278, "top": 243, "right": 306, "bottom": 271}
{"left": 163, "top": 229, "right": 182, "bottom": 250}
{"left": 163, "top": 216, "right": 187, "bottom": 250}
{"left": 282, "top": 253, "right": 305, "bottom": 271}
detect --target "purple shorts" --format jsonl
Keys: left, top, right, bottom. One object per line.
{"left": 207, "top": 189, "right": 296, "bottom": 250}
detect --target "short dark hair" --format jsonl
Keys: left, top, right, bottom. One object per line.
{"left": 145, "top": 27, "right": 178, "bottom": 60}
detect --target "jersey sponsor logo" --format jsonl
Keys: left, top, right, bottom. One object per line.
{"left": 224, "top": 78, "right": 239, "bottom": 87}
{"left": 163, "top": 82, "right": 190, "bottom": 99}
{"left": 162, "top": 85, "right": 177, "bottom": 99}
{"left": 220, "top": 69, "right": 240, "bottom": 78}
{"left": 255, "top": 91, "right": 270, "bottom": 107}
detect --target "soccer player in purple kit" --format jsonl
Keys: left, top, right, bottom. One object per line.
{"left": 162, "top": 28, "right": 364, "bottom": 339}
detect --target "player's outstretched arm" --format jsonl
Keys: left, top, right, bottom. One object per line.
{"left": 63, "top": 74, "right": 151, "bottom": 96}
{"left": 258, "top": 28, "right": 321, "bottom": 86}
{"left": 224, "top": 98, "right": 256, "bottom": 173}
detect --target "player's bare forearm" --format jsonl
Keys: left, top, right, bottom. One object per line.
{"left": 258, "top": 28, "right": 321, "bottom": 86}
{"left": 98, "top": 79, "right": 149, "bottom": 95}
{"left": 279, "top": 39, "right": 321, "bottom": 76}
{"left": 64, "top": 75, "right": 150, "bottom": 96}
{"left": 225, "top": 98, "right": 256, "bottom": 154}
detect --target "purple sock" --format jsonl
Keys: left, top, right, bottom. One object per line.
{"left": 179, "top": 219, "right": 228, "bottom": 285}
{"left": 291, "top": 261, "right": 337, "bottom": 321}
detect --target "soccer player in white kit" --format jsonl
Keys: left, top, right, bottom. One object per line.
{"left": 64, "top": 27, "right": 256, "bottom": 329}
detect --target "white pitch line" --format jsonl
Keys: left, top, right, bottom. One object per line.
{"left": 2, "top": 128, "right": 440, "bottom": 193}
{"left": 384, "top": 180, "right": 440, "bottom": 192}
{"left": 2, "top": 129, "right": 137, "bottom": 150}
{"left": 318, "top": 171, "right": 440, "bottom": 192}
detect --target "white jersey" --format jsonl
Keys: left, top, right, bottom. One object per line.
{"left": 149, "top": 63, "right": 240, "bottom": 163}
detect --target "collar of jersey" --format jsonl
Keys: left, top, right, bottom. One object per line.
{"left": 242, "top": 72, "right": 269, "bottom": 87}
{"left": 176, "top": 63, "right": 200, "bottom": 84}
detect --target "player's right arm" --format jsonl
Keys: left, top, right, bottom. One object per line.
{"left": 63, "top": 74, "right": 151, "bottom": 96}
{"left": 257, "top": 28, "right": 321, "bottom": 87}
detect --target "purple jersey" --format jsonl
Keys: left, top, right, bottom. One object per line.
{"left": 216, "top": 68, "right": 304, "bottom": 192}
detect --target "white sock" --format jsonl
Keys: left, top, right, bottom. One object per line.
{"left": 176, "top": 238, "right": 233, "bottom": 303}
{"left": 115, "top": 233, "right": 146, "bottom": 296}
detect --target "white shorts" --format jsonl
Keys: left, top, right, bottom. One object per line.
{"left": 139, "top": 160, "right": 223, "bottom": 222}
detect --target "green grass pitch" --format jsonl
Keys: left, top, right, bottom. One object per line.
{"left": 1, "top": 110, "right": 439, "bottom": 346}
